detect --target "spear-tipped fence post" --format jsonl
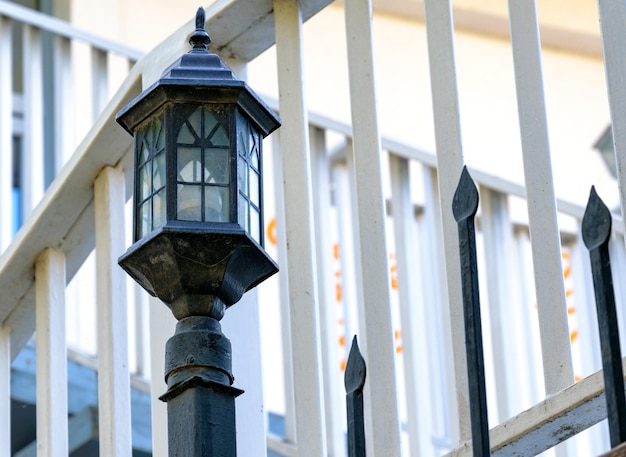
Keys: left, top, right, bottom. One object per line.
{"left": 452, "top": 166, "right": 491, "bottom": 457}
{"left": 582, "top": 186, "right": 626, "bottom": 448}
{"left": 345, "top": 336, "right": 366, "bottom": 457}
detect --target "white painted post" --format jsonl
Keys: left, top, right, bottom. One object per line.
{"left": 133, "top": 285, "right": 146, "bottom": 377}
{"left": 0, "top": 16, "right": 12, "bottom": 250}
{"left": 53, "top": 36, "right": 73, "bottom": 170}
{"left": 91, "top": 48, "right": 108, "bottom": 121}
{"left": 273, "top": 0, "right": 327, "bottom": 455}
{"left": 35, "top": 248, "right": 68, "bottom": 457}
{"left": 332, "top": 141, "right": 365, "bottom": 352}
{"left": 389, "top": 154, "right": 424, "bottom": 454}
{"left": 479, "top": 187, "right": 513, "bottom": 421}
{"left": 310, "top": 126, "right": 345, "bottom": 457}
{"left": 508, "top": 0, "right": 573, "bottom": 394}
{"left": 422, "top": 0, "right": 468, "bottom": 443}
{"left": 0, "top": 327, "right": 10, "bottom": 457}
{"left": 343, "top": 0, "right": 402, "bottom": 454}
{"left": 512, "top": 229, "right": 543, "bottom": 405}
{"left": 22, "top": 24, "right": 45, "bottom": 217}
{"left": 421, "top": 167, "right": 458, "bottom": 449}
{"left": 598, "top": 0, "right": 626, "bottom": 239}
{"left": 270, "top": 133, "right": 297, "bottom": 446}
{"left": 148, "top": 296, "right": 176, "bottom": 457}
{"left": 222, "top": 289, "right": 267, "bottom": 457}
{"left": 94, "top": 165, "right": 132, "bottom": 457}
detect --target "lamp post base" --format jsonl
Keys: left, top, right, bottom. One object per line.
{"left": 160, "top": 315, "right": 243, "bottom": 457}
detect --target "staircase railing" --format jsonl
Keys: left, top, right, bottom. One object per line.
{"left": 2, "top": 0, "right": 626, "bottom": 456}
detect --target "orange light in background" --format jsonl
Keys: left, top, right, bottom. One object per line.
{"left": 266, "top": 217, "right": 277, "bottom": 246}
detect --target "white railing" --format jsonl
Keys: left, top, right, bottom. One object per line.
{"left": 1, "top": 0, "right": 626, "bottom": 456}
{"left": 0, "top": 0, "right": 142, "bottom": 250}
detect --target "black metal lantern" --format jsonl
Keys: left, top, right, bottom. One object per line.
{"left": 116, "top": 8, "right": 279, "bottom": 319}
{"left": 115, "top": 8, "right": 280, "bottom": 457}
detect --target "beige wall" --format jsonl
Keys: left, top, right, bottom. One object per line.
{"left": 70, "top": 0, "right": 204, "bottom": 52}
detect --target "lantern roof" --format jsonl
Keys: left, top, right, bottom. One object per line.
{"left": 116, "top": 7, "right": 280, "bottom": 137}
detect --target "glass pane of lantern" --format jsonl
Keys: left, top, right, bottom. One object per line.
{"left": 178, "top": 123, "right": 196, "bottom": 145}
{"left": 209, "top": 122, "right": 229, "bottom": 147}
{"left": 145, "top": 122, "right": 154, "bottom": 147}
{"left": 238, "top": 194, "right": 249, "bottom": 231}
{"left": 138, "top": 200, "right": 151, "bottom": 239}
{"left": 153, "top": 188, "right": 166, "bottom": 229}
{"left": 139, "top": 163, "right": 151, "bottom": 202}
{"left": 205, "top": 186, "right": 229, "bottom": 222}
{"left": 139, "top": 142, "right": 149, "bottom": 165}
{"left": 153, "top": 151, "right": 166, "bottom": 190}
{"left": 238, "top": 157, "right": 248, "bottom": 196}
{"left": 204, "top": 148, "right": 229, "bottom": 184}
{"left": 177, "top": 184, "right": 202, "bottom": 221}
{"left": 250, "top": 169, "right": 259, "bottom": 206}
{"left": 250, "top": 206, "right": 260, "bottom": 244}
{"left": 155, "top": 119, "right": 165, "bottom": 151}
{"left": 178, "top": 147, "right": 202, "bottom": 183}
{"left": 188, "top": 107, "right": 202, "bottom": 135}
{"left": 250, "top": 131, "right": 259, "bottom": 170}
{"left": 203, "top": 110, "right": 218, "bottom": 138}
{"left": 238, "top": 125, "right": 249, "bottom": 159}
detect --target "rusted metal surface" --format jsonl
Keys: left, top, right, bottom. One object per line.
{"left": 582, "top": 186, "right": 626, "bottom": 448}
{"left": 345, "top": 336, "right": 366, "bottom": 457}
{"left": 452, "top": 166, "right": 491, "bottom": 457}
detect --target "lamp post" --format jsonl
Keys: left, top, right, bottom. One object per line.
{"left": 116, "top": 8, "right": 280, "bottom": 456}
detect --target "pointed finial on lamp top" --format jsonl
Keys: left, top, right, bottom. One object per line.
{"left": 189, "top": 6, "right": 211, "bottom": 50}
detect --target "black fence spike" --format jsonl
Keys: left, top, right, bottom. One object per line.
{"left": 345, "top": 336, "right": 366, "bottom": 457}
{"left": 582, "top": 186, "right": 626, "bottom": 448}
{"left": 453, "top": 166, "right": 491, "bottom": 457}
{"left": 582, "top": 186, "right": 612, "bottom": 250}
{"left": 453, "top": 165, "right": 479, "bottom": 222}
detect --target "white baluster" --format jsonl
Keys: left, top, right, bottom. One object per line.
{"left": 273, "top": 0, "right": 327, "bottom": 454}
{"left": 598, "top": 0, "right": 626, "bottom": 239}
{"left": 270, "top": 133, "right": 297, "bottom": 446}
{"left": 343, "top": 0, "right": 402, "bottom": 453}
{"left": 91, "top": 48, "right": 108, "bottom": 121}
{"left": 22, "top": 24, "right": 45, "bottom": 217}
{"left": 94, "top": 165, "right": 131, "bottom": 456}
{"left": 35, "top": 248, "right": 68, "bottom": 457}
{"left": 0, "top": 16, "right": 12, "bottom": 250}
{"left": 390, "top": 154, "right": 425, "bottom": 455}
{"left": 421, "top": 167, "right": 456, "bottom": 451}
{"left": 480, "top": 188, "right": 525, "bottom": 420}
{"left": 54, "top": 35, "right": 73, "bottom": 170}
{"left": 149, "top": 296, "right": 175, "bottom": 457}
{"left": 422, "top": 0, "right": 468, "bottom": 443}
{"left": 310, "top": 126, "right": 345, "bottom": 457}
{"left": 508, "top": 0, "right": 573, "bottom": 394}
{"left": 0, "top": 326, "right": 10, "bottom": 457}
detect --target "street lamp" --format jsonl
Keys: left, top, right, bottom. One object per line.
{"left": 116, "top": 7, "right": 280, "bottom": 456}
